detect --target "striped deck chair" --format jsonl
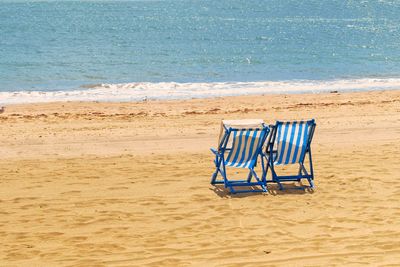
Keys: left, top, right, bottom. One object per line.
{"left": 210, "top": 119, "right": 270, "bottom": 194}
{"left": 264, "top": 120, "right": 316, "bottom": 190}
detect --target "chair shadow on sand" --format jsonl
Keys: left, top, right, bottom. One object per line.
{"left": 210, "top": 182, "right": 314, "bottom": 198}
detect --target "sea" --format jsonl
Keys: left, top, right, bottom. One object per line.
{"left": 1, "top": 0, "right": 400, "bottom": 104}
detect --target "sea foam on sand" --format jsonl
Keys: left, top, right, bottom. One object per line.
{"left": 1, "top": 78, "right": 400, "bottom": 104}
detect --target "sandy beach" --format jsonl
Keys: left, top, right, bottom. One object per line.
{"left": 0, "top": 90, "right": 400, "bottom": 266}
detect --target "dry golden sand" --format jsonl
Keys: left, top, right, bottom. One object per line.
{"left": 0, "top": 90, "right": 400, "bottom": 266}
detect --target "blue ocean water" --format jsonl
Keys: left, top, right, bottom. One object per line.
{"left": 1, "top": 0, "right": 400, "bottom": 95}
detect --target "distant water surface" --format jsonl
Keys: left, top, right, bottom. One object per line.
{"left": 1, "top": 0, "right": 400, "bottom": 101}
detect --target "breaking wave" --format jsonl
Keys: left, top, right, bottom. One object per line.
{"left": 1, "top": 78, "right": 400, "bottom": 104}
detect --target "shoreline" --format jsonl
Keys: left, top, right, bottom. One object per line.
{"left": 1, "top": 89, "right": 399, "bottom": 265}
{"left": 1, "top": 78, "right": 400, "bottom": 105}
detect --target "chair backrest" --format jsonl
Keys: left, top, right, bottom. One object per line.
{"left": 224, "top": 127, "right": 269, "bottom": 168}
{"left": 218, "top": 119, "right": 265, "bottom": 150}
{"left": 273, "top": 120, "right": 316, "bottom": 165}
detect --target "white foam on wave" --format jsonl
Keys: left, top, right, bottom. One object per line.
{"left": 1, "top": 78, "right": 400, "bottom": 104}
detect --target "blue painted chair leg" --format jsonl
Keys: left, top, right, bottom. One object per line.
{"left": 271, "top": 171, "right": 284, "bottom": 190}
{"left": 210, "top": 172, "right": 218, "bottom": 184}
{"left": 261, "top": 184, "right": 268, "bottom": 192}
{"left": 277, "top": 180, "right": 284, "bottom": 190}
{"left": 307, "top": 178, "right": 314, "bottom": 188}
{"left": 211, "top": 154, "right": 221, "bottom": 184}
{"left": 246, "top": 171, "right": 253, "bottom": 183}
{"left": 229, "top": 186, "right": 236, "bottom": 194}
{"left": 274, "top": 176, "right": 284, "bottom": 190}
{"left": 253, "top": 169, "right": 268, "bottom": 192}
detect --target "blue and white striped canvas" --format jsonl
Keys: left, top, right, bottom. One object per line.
{"left": 225, "top": 129, "right": 266, "bottom": 169}
{"left": 275, "top": 121, "right": 311, "bottom": 165}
